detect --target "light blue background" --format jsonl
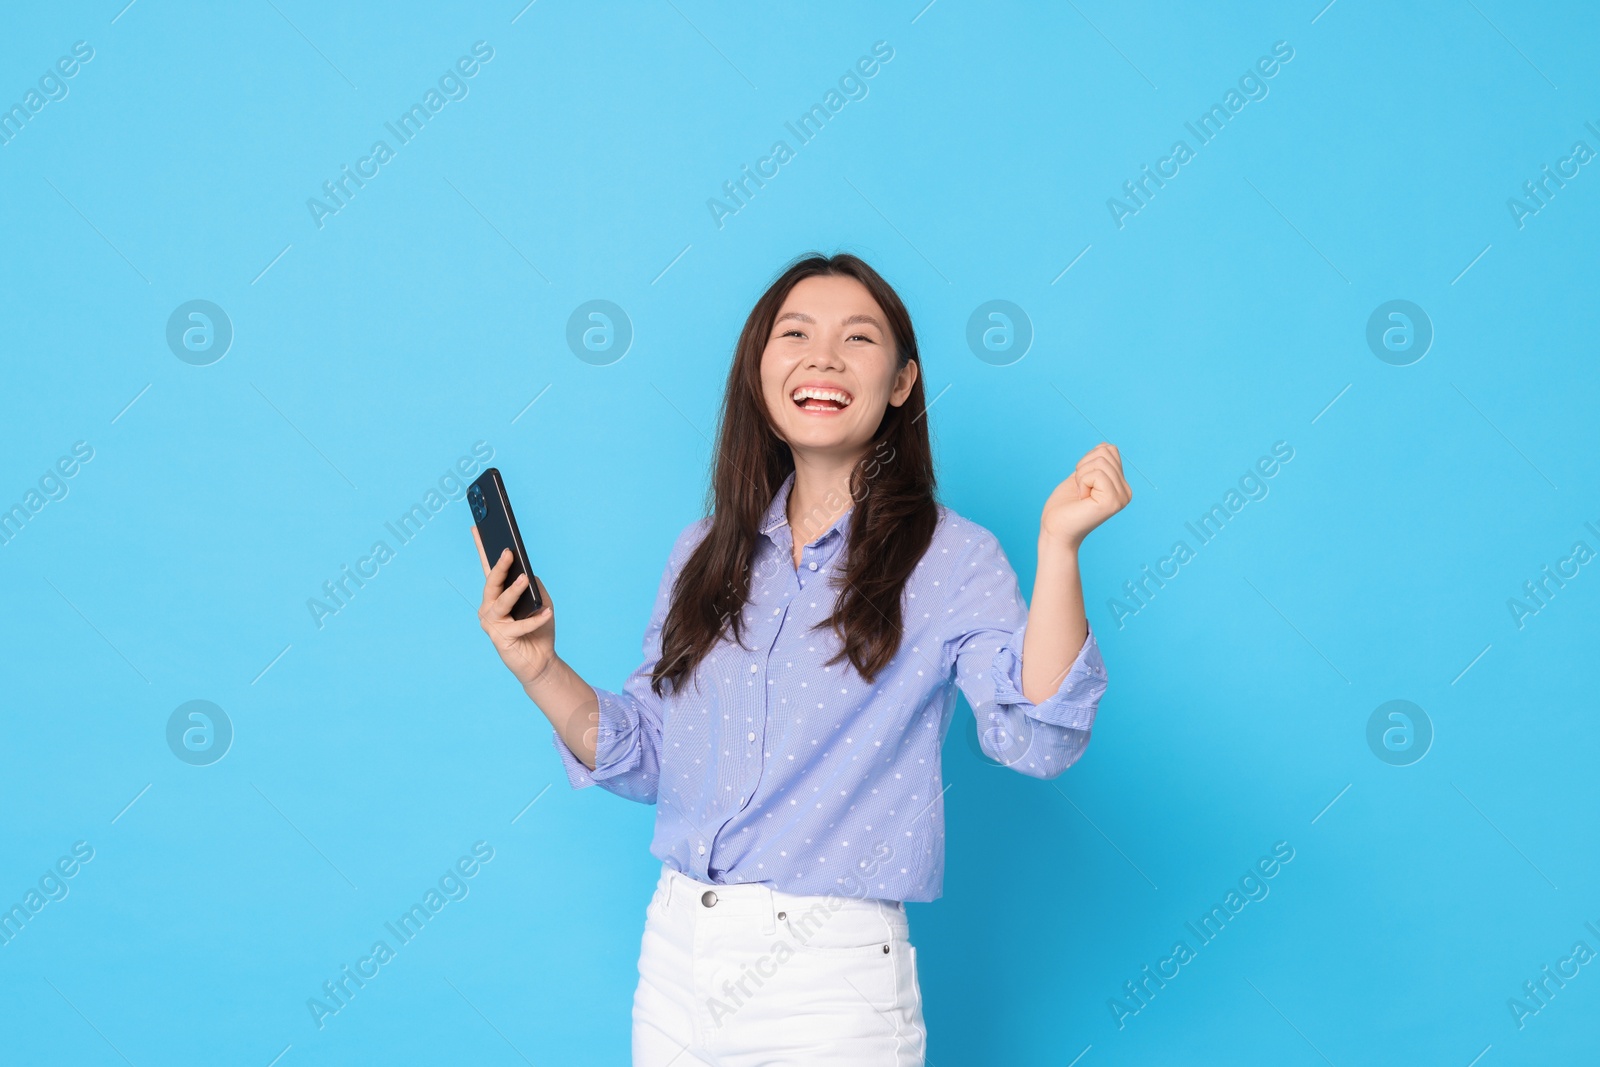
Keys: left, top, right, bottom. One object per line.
{"left": 2, "top": 1, "right": 1596, "bottom": 1064}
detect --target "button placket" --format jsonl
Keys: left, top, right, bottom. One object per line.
{"left": 736, "top": 571, "right": 790, "bottom": 813}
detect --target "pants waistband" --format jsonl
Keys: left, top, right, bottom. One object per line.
{"left": 656, "top": 862, "right": 905, "bottom": 935}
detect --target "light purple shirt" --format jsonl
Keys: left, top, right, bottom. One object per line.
{"left": 553, "top": 471, "right": 1108, "bottom": 903}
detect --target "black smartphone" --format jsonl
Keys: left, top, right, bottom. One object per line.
{"left": 468, "top": 467, "right": 544, "bottom": 619}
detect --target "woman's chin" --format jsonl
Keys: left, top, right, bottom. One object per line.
{"left": 785, "top": 433, "right": 871, "bottom": 461}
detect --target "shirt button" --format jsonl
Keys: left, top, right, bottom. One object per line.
{"left": 749, "top": 664, "right": 758, "bottom": 674}
{"left": 747, "top": 732, "right": 756, "bottom": 741}
{"left": 808, "top": 561, "right": 818, "bottom": 571}
{"left": 698, "top": 845, "right": 706, "bottom": 855}
{"left": 773, "top": 607, "right": 781, "bottom": 615}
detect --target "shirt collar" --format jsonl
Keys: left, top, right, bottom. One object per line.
{"left": 759, "top": 470, "right": 854, "bottom": 552}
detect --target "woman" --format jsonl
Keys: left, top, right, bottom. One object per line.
{"left": 472, "top": 252, "right": 1130, "bottom": 1065}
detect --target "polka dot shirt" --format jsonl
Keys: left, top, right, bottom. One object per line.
{"left": 552, "top": 471, "right": 1108, "bottom": 903}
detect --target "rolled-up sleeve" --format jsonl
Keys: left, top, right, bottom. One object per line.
{"left": 551, "top": 518, "right": 708, "bottom": 803}
{"left": 941, "top": 527, "right": 1107, "bottom": 779}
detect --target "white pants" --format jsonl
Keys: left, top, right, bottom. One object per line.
{"left": 632, "top": 862, "right": 927, "bottom": 1065}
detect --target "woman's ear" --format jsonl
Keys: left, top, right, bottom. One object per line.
{"left": 888, "top": 357, "right": 919, "bottom": 407}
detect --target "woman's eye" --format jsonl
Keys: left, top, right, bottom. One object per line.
{"left": 776, "top": 329, "right": 873, "bottom": 341}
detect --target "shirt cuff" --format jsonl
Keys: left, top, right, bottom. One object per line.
{"left": 550, "top": 687, "right": 641, "bottom": 790}
{"left": 990, "top": 622, "right": 1107, "bottom": 731}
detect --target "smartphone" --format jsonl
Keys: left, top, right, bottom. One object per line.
{"left": 468, "top": 468, "right": 544, "bottom": 619}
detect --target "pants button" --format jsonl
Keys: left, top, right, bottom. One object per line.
{"left": 701, "top": 890, "right": 718, "bottom": 907}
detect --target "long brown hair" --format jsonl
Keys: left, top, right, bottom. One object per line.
{"left": 650, "top": 252, "right": 938, "bottom": 696}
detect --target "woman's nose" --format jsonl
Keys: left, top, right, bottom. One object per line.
{"left": 805, "top": 345, "right": 847, "bottom": 370}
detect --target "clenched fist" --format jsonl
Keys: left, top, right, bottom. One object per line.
{"left": 1040, "top": 442, "right": 1132, "bottom": 549}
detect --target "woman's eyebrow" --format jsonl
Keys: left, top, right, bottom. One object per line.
{"left": 774, "top": 311, "right": 884, "bottom": 329}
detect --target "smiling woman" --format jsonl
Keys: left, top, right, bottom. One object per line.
{"left": 469, "top": 251, "right": 1132, "bottom": 1065}
{"left": 675, "top": 259, "right": 932, "bottom": 679}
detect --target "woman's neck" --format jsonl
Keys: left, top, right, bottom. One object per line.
{"left": 786, "top": 453, "right": 858, "bottom": 554}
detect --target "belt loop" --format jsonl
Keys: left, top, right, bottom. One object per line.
{"left": 663, "top": 865, "right": 674, "bottom": 907}
{"left": 762, "top": 883, "right": 777, "bottom": 936}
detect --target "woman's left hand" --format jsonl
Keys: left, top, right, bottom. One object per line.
{"left": 1040, "top": 442, "right": 1133, "bottom": 549}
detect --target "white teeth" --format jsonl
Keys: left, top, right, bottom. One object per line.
{"left": 791, "top": 386, "right": 852, "bottom": 406}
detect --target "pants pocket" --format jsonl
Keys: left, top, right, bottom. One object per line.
{"left": 769, "top": 900, "right": 905, "bottom": 1015}
{"left": 645, "top": 869, "right": 673, "bottom": 922}
{"left": 778, "top": 898, "right": 907, "bottom": 953}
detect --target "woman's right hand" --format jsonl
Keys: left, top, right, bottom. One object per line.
{"left": 471, "top": 526, "right": 557, "bottom": 688}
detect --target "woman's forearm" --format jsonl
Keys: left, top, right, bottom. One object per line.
{"left": 1020, "top": 534, "right": 1089, "bottom": 705}
{"left": 523, "top": 656, "right": 604, "bottom": 770}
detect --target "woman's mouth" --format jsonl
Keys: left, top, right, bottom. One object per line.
{"left": 790, "top": 386, "right": 853, "bottom": 414}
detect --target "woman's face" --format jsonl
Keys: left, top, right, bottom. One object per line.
{"left": 759, "top": 274, "right": 918, "bottom": 463}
